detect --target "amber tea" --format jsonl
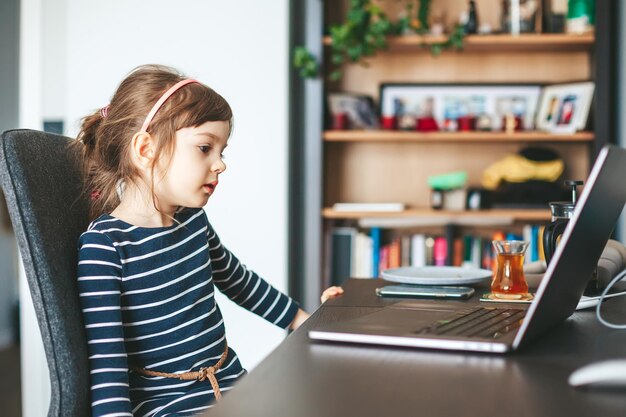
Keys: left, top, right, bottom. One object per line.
{"left": 491, "top": 240, "right": 529, "bottom": 299}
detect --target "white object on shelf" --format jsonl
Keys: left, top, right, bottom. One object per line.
{"left": 332, "top": 202, "right": 406, "bottom": 212}
{"left": 410, "top": 234, "right": 426, "bottom": 267}
{"left": 358, "top": 215, "right": 515, "bottom": 229}
{"left": 442, "top": 189, "right": 466, "bottom": 211}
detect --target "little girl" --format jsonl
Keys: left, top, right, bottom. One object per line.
{"left": 76, "top": 65, "right": 342, "bottom": 417}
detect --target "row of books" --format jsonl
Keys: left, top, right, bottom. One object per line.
{"left": 327, "top": 224, "right": 546, "bottom": 286}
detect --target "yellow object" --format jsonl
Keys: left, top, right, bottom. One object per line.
{"left": 482, "top": 155, "right": 564, "bottom": 190}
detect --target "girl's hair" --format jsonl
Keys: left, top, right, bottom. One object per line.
{"left": 75, "top": 64, "right": 233, "bottom": 220}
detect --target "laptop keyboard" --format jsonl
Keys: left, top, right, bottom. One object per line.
{"left": 415, "top": 307, "right": 527, "bottom": 339}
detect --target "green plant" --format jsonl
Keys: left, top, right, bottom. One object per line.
{"left": 293, "top": 46, "right": 320, "bottom": 78}
{"left": 326, "top": 0, "right": 393, "bottom": 80}
{"left": 429, "top": 23, "right": 465, "bottom": 56}
{"left": 293, "top": 0, "right": 465, "bottom": 80}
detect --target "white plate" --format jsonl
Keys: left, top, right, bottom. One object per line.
{"left": 381, "top": 266, "right": 493, "bottom": 286}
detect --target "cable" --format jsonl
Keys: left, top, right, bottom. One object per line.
{"left": 596, "top": 269, "right": 626, "bottom": 329}
{"left": 577, "top": 290, "right": 626, "bottom": 310}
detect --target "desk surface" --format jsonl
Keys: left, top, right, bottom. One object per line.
{"left": 208, "top": 279, "right": 626, "bottom": 417}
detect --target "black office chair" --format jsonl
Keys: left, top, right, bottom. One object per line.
{"left": 0, "top": 129, "right": 90, "bottom": 417}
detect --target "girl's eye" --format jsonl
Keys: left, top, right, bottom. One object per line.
{"left": 198, "top": 145, "right": 225, "bottom": 159}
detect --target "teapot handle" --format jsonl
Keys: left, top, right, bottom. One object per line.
{"left": 543, "top": 218, "right": 569, "bottom": 265}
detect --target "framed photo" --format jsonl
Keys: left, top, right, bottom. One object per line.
{"left": 327, "top": 93, "right": 379, "bottom": 129}
{"left": 379, "top": 83, "right": 542, "bottom": 131}
{"left": 535, "top": 82, "right": 594, "bottom": 134}
{"left": 501, "top": 0, "right": 542, "bottom": 34}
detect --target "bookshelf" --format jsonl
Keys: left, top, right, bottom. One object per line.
{"left": 324, "top": 130, "right": 595, "bottom": 143}
{"left": 322, "top": 208, "right": 551, "bottom": 222}
{"left": 291, "top": 0, "right": 616, "bottom": 311}
{"left": 323, "top": 33, "right": 595, "bottom": 52}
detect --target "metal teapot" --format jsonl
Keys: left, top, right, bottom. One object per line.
{"left": 543, "top": 180, "right": 583, "bottom": 265}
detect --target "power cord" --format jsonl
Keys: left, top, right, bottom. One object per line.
{"left": 596, "top": 269, "right": 626, "bottom": 329}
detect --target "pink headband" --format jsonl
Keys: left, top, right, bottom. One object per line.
{"left": 139, "top": 78, "right": 199, "bottom": 133}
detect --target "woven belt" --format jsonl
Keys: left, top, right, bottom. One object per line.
{"left": 132, "top": 341, "right": 229, "bottom": 400}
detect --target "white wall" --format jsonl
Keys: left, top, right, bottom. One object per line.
{"left": 21, "top": 0, "right": 291, "bottom": 414}
{"left": 63, "top": 0, "right": 291, "bottom": 365}
{"left": 42, "top": 0, "right": 67, "bottom": 121}
{"left": 19, "top": 0, "right": 50, "bottom": 414}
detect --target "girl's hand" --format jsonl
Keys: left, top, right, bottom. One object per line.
{"left": 289, "top": 308, "right": 310, "bottom": 331}
{"left": 288, "top": 287, "right": 344, "bottom": 331}
{"left": 321, "top": 286, "right": 344, "bottom": 304}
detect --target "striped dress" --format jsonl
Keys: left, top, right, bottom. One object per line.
{"left": 77, "top": 207, "right": 298, "bottom": 417}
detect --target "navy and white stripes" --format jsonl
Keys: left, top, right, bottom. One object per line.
{"left": 77, "top": 208, "right": 298, "bottom": 417}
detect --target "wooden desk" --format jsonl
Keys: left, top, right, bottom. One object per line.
{"left": 208, "top": 279, "right": 626, "bottom": 417}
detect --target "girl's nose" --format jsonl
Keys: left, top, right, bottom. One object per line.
{"left": 213, "top": 158, "right": 226, "bottom": 174}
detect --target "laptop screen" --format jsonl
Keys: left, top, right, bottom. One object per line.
{"left": 514, "top": 145, "right": 626, "bottom": 349}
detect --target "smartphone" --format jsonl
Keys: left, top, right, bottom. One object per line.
{"left": 376, "top": 284, "right": 475, "bottom": 299}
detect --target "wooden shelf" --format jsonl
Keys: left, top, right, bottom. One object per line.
{"left": 323, "top": 130, "right": 594, "bottom": 143}
{"left": 323, "top": 208, "right": 551, "bottom": 225}
{"left": 323, "top": 33, "right": 595, "bottom": 52}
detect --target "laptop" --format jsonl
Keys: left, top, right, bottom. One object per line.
{"left": 309, "top": 145, "right": 626, "bottom": 353}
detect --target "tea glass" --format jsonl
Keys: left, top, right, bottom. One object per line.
{"left": 491, "top": 240, "right": 529, "bottom": 299}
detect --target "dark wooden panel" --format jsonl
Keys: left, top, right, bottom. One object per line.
{"left": 208, "top": 279, "right": 626, "bottom": 417}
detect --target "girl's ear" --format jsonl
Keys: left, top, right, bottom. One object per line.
{"left": 131, "top": 132, "right": 156, "bottom": 169}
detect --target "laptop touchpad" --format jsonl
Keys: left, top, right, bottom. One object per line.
{"left": 345, "top": 305, "right": 458, "bottom": 334}
{"left": 390, "top": 299, "right": 466, "bottom": 311}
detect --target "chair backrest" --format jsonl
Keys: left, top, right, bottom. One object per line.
{"left": 0, "top": 129, "right": 90, "bottom": 417}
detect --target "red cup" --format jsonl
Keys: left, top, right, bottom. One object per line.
{"left": 332, "top": 112, "right": 349, "bottom": 130}
{"left": 502, "top": 115, "right": 523, "bottom": 131}
{"left": 457, "top": 115, "right": 476, "bottom": 131}
{"left": 416, "top": 116, "right": 439, "bottom": 132}
{"left": 381, "top": 115, "right": 397, "bottom": 130}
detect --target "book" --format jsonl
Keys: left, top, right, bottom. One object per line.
{"left": 444, "top": 224, "right": 456, "bottom": 266}
{"left": 526, "top": 224, "right": 540, "bottom": 262}
{"left": 389, "top": 239, "right": 401, "bottom": 269}
{"left": 482, "top": 239, "right": 494, "bottom": 270}
{"left": 332, "top": 202, "right": 405, "bottom": 212}
{"left": 401, "top": 235, "right": 411, "bottom": 267}
{"left": 471, "top": 236, "right": 482, "bottom": 269}
{"left": 353, "top": 232, "right": 373, "bottom": 278}
{"left": 538, "top": 225, "right": 546, "bottom": 261}
{"left": 425, "top": 237, "right": 435, "bottom": 266}
{"left": 410, "top": 234, "right": 426, "bottom": 267}
{"left": 462, "top": 235, "right": 474, "bottom": 268}
{"left": 330, "top": 227, "right": 357, "bottom": 286}
{"left": 531, "top": 225, "right": 540, "bottom": 262}
{"left": 505, "top": 232, "right": 523, "bottom": 240}
{"left": 370, "top": 227, "right": 381, "bottom": 277}
{"left": 523, "top": 224, "right": 534, "bottom": 263}
{"left": 453, "top": 238, "right": 464, "bottom": 267}
{"left": 433, "top": 237, "right": 447, "bottom": 266}
{"left": 379, "top": 245, "right": 390, "bottom": 272}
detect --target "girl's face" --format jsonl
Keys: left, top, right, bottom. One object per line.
{"left": 154, "top": 120, "right": 229, "bottom": 212}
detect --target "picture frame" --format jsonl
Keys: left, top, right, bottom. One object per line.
{"left": 535, "top": 82, "right": 595, "bottom": 134}
{"left": 501, "top": 0, "right": 543, "bottom": 34}
{"left": 542, "top": 0, "right": 567, "bottom": 33}
{"left": 379, "top": 83, "right": 542, "bottom": 131}
{"left": 327, "top": 92, "right": 379, "bottom": 129}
